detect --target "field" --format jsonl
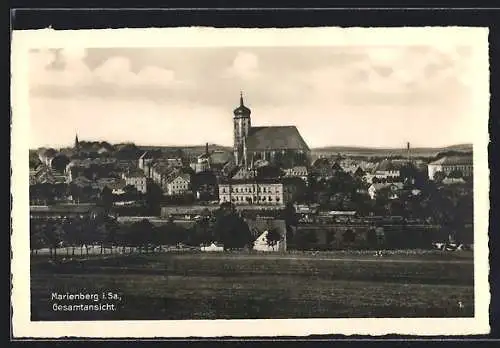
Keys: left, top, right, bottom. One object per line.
{"left": 30, "top": 250, "right": 474, "bottom": 321}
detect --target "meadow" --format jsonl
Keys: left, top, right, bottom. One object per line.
{"left": 30, "top": 250, "right": 474, "bottom": 320}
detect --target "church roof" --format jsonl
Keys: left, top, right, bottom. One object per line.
{"left": 247, "top": 126, "right": 310, "bottom": 152}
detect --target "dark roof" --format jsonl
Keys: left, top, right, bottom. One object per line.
{"left": 331, "top": 162, "right": 343, "bottom": 171}
{"left": 210, "top": 151, "right": 232, "bottom": 165}
{"left": 233, "top": 94, "right": 251, "bottom": 118}
{"left": 312, "top": 157, "right": 331, "bottom": 168}
{"left": 374, "top": 159, "right": 400, "bottom": 172}
{"left": 125, "top": 169, "right": 146, "bottom": 178}
{"left": 247, "top": 126, "right": 310, "bottom": 152}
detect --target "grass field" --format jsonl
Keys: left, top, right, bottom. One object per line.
{"left": 30, "top": 251, "right": 474, "bottom": 320}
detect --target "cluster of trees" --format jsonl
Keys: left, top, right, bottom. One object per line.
{"left": 30, "top": 202, "right": 283, "bottom": 259}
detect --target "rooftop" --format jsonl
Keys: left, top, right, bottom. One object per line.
{"left": 429, "top": 155, "right": 473, "bottom": 166}
{"left": 247, "top": 126, "right": 310, "bottom": 152}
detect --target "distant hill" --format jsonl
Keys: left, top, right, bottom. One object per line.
{"left": 137, "top": 143, "right": 233, "bottom": 153}
{"left": 311, "top": 144, "right": 473, "bottom": 158}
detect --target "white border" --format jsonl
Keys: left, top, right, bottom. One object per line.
{"left": 11, "top": 26, "right": 490, "bottom": 338}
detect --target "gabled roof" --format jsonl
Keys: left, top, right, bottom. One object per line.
{"left": 166, "top": 172, "right": 190, "bottom": 184}
{"left": 139, "top": 151, "right": 154, "bottom": 160}
{"left": 209, "top": 151, "right": 232, "bottom": 165}
{"left": 247, "top": 126, "right": 310, "bottom": 151}
{"left": 125, "top": 169, "right": 146, "bottom": 178}
{"left": 374, "top": 159, "right": 401, "bottom": 172}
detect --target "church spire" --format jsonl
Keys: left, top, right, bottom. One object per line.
{"left": 240, "top": 91, "right": 244, "bottom": 106}
{"left": 74, "top": 132, "right": 80, "bottom": 149}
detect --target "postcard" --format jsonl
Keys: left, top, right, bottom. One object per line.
{"left": 11, "top": 26, "right": 490, "bottom": 338}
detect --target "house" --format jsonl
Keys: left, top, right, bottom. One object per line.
{"left": 218, "top": 178, "right": 299, "bottom": 206}
{"left": 442, "top": 177, "right": 467, "bottom": 185}
{"left": 369, "top": 159, "right": 402, "bottom": 183}
{"left": 165, "top": 173, "right": 191, "bottom": 196}
{"left": 253, "top": 230, "right": 281, "bottom": 252}
{"left": 311, "top": 157, "right": 334, "bottom": 180}
{"left": 284, "top": 166, "right": 309, "bottom": 183}
{"left": 427, "top": 155, "right": 473, "bottom": 180}
{"left": 138, "top": 151, "right": 155, "bottom": 177}
{"left": 201, "top": 242, "right": 224, "bottom": 252}
{"left": 368, "top": 182, "right": 404, "bottom": 200}
{"left": 108, "top": 179, "right": 127, "bottom": 195}
{"left": 122, "top": 169, "right": 147, "bottom": 193}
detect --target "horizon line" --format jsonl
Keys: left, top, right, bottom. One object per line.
{"left": 29, "top": 141, "right": 473, "bottom": 151}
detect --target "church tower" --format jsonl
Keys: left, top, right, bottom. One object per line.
{"left": 233, "top": 92, "right": 251, "bottom": 166}
{"left": 74, "top": 133, "right": 80, "bottom": 151}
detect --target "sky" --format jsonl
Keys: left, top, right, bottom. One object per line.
{"left": 28, "top": 43, "right": 477, "bottom": 149}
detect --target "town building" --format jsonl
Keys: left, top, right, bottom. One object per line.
{"left": 368, "top": 159, "right": 402, "bottom": 183}
{"left": 138, "top": 151, "right": 155, "bottom": 178}
{"left": 368, "top": 182, "right": 405, "bottom": 200}
{"left": 427, "top": 155, "right": 473, "bottom": 180}
{"left": 164, "top": 173, "right": 191, "bottom": 196}
{"left": 122, "top": 169, "right": 148, "bottom": 193}
{"left": 283, "top": 166, "right": 309, "bottom": 183}
{"left": 232, "top": 92, "right": 310, "bottom": 168}
{"left": 218, "top": 177, "right": 298, "bottom": 206}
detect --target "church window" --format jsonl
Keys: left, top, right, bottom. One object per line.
{"left": 268, "top": 196, "right": 272, "bottom": 202}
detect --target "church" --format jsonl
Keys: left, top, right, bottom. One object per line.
{"left": 232, "top": 93, "right": 310, "bottom": 169}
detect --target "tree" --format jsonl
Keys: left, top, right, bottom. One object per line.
{"left": 101, "top": 186, "right": 114, "bottom": 213}
{"left": 29, "top": 151, "right": 42, "bottom": 169}
{"left": 294, "top": 230, "right": 318, "bottom": 250}
{"left": 128, "top": 219, "right": 155, "bottom": 252}
{"left": 30, "top": 221, "right": 47, "bottom": 254}
{"left": 43, "top": 222, "right": 66, "bottom": 259}
{"left": 266, "top": 228, "right": 281, "bottom": 247}
{"left": 213, "top": 212, "right": 254, "bottom": 250}
{"left": 51, "top": 154, "right": 70, "bottom": 173}
{"left": 433, "top": 171, "right": 446, "bottom": 183}
{"left": 448, "top": 169, "right": 464, "bottom": 179}
{"left": 145, "top": 182, "right": 163, "bottom": 216}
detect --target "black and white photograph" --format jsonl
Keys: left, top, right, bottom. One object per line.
{"left": 11, "top": 26, "right": 490, "bottom": 337}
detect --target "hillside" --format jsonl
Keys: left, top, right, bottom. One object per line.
{"left": 311, "top": 144, "right": 473, "bottom": 158}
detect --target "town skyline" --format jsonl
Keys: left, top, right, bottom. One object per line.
{"left": 29, "top": 44, "right": 477, "bottom": 150}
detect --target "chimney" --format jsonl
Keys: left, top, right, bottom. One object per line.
{"left": 205, "top": 142, "right": 209, "bottom": 155}
{"left": 407, "top": 142, "right": 411, "bottom": 163}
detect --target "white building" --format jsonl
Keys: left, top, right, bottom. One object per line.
{"left": 165, "top": 173, "right": 191, "bottom": 196}
{"left": 122, "top": 170, "right": 147, "bottom": 193}
{"left": 370, "top": 159, "right": 402, "bottom": 182}
{"left": 284, "top": 166, "right": 309, "bottom": 183}
{"left": 218, "top": 179, "right": 297, "bottom": 206}
{"left": 201, "top": 242, "right": 224, "bottom": 252}
{"left": 253, "top": 230, "right": 281, "bottom": 252}
{"left": 427, "top": 155, "right": 473, "bottom": 180}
